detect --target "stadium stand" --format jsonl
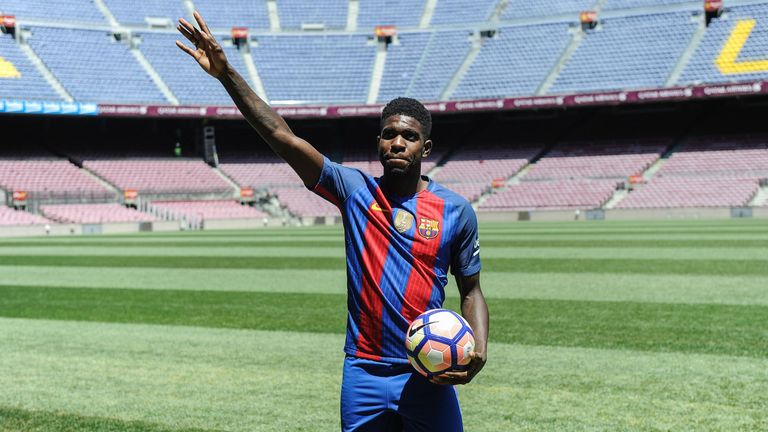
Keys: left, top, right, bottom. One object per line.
{"left": 271, "top": 187, "right": 338, "bottom": 217}
{"left": 39, "top": 203, "right": 156, "bottom": 223}
{"left": 137, "top": 32, "right": 249, "bottom": 105}
{"left": 82, "top": 160, "right": 234, "bottom": 196}
{"left": 430, "top": 0, "right": 499, "bottom": 26}
{"left": 501, "top": 0, "right": 597, "bottom": 20}
{"left": 357, "top": 0, "right": 426, "bottom": 30}
{"left": 679, "top": 4, "right": 768, "bottom": 85}
{"left": 0, "top": 160, "right": 115, "bottom": 201}
{"left": 26, "top": 27, "right": 167, "bottom": 104}
{"left": 616, "top": 177, "right": 759, "bottom": 208}
{"left": 150, "top": 200, "right": 267, "bottom": 221}
{"left": 102, "top": 0, "right": 189, "bottom": 26}
{"left": 252, "top": 34, "right": 376, "bottom": 104}
{"left": 409, "top": 31, "right": 472, "bottom": 101}
{"left": 190, "top": 0, "right": 270, "bottom": 30}
{"left": 601, "top": 0, "right": 696, "bottom": 11}
{"left": 0, "top": 206, "right": 50, "bottom": 225}
{"left": 549, "top": 12, "right": 699, "bottom": 94}
{"left": 377, "top": 32, "right": 432, "bottom": 103}
{"left": 524, "top": 141, "right": 667, "bottom": 180}
{"left": 0, "top": 0, "right": 105, "bottom": 23}
{"left": 277, "top": 0, "right": 348, "bottom": 30}
{"left": 434, "top": 146, "right": 539, "bottom": 201}
{"left": 453, "top": 23, "right": 573, "bottom": 99}
{"left": 0, "top": 34, "right": 61, "bottom": 101}
{"left": 480, "top": 180, "right": 620, "bottom": 211}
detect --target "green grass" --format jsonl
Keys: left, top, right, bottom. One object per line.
{"left": 0, "top": 220, "right": 767, "bottom": 431}
{"left": 0, "top": 407, "right": 218, "bottom": 432}
{"left": 1, "top": 286, "right": 766, "bottom": 358}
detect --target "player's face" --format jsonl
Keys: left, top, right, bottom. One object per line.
{"left": 377, "top": 115, "right": 432, "bottom": 177}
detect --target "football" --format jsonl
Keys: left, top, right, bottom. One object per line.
{"left": 405, "top": 309, "right": 475, "bottom": 377}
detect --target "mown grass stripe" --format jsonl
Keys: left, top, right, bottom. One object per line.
{"left": 3, "top": 239, "right": 768, "bottom": 249}
{"left": 2, "top": 318, "right": 767, "bottom": 432}
{"left": 4, "top": 267, "right": 768, "bottom": 306}
{"left": 0, "top": 407, "right": 219, "bottom": 432}
{"left": 4, "top": 246, "right": 767, "bottom": 262}
{"left": 3, "top": 255, "right": 768, "bottom": 276}
{"left": 1, "top": 286, "right": 765, "bottom": 358}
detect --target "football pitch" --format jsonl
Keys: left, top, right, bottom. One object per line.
{"left": 0, "top": 219, "right": 766, "bottom": 431}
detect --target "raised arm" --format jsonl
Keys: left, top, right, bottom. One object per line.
{"left": 176, "top": 11, "right": 323, "bottom": 187}
{"left": 431, "top": 273, "right": 488, "bottom": 386}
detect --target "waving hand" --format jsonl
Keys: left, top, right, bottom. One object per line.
{"left": 176, "top": 11, "right": 228, "bottom": 79}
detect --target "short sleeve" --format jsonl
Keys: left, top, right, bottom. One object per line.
{"left": 309, "top": 156, "right": 367, "bottom": 207}
{"left": 450, "top": 203, "right": 482, "bottom": 276}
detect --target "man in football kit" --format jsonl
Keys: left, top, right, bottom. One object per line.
{"left": 177, "top": 12, "right": 489, "bottom": 432}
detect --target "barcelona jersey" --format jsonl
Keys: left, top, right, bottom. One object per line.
{"left": 311, "top": 157, "right": 481, "bottom": 364}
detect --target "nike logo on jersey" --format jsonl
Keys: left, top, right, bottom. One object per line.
{"left": 408, "top": 321, "right": 432, "bottom": 337}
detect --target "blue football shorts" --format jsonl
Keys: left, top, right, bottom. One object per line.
{"left": 340, "top": 355, "right": 463, "bottom": 432}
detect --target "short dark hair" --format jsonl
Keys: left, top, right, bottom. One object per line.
{"left": 381, "top": 97, "right": 432, "bottom": 140}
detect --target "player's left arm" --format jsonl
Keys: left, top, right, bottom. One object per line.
{"left": 431, "top": 272, "right": 489, "bottom": 386}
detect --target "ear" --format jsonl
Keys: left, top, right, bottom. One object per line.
{"left": 422, "top": 139, "right": 433, "bottom": 158}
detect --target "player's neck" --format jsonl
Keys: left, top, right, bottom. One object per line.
{"left": 381, "top": 169, "right": 428, "bottom": 197}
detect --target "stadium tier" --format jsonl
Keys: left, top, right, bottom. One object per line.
{"left": 82, "top": 160, "right": 234, "bottom": 196}
{"left": 0, "top": 0, "right": 104, "bottom": 24}
{"left": 3, "top": 1, "right": 768, "bottom": 104}
{"left": 680, "top": 4, "right": 768, "bottom": 85}
{"left": 252, "top": 34, "right": 375, "bottom": 104}
{"left": 479, "top": 180, "right": 620, "bottom": 211}
{"left": 408, "top": 30, "right": 473, "bottom": 102}
{"left": 26, "top": 27, "right": 166, "bottom": 104}
{"left": 191, "top": 0, "right": 270, "bottom": 30}
{"left": 430, "top": 0, "right": 499, "bottom": 26}
{"left": 102, "top": 0, "right": 188, "bottom": 26}
{"left": 357, "top": 0, "right": 425, "bottom": 29}
{"left": 501, "top": 0, "right": 597, "bottom": 20}
{"left": 452, "top": 23, "right": 573, "bottom": 99}
{"left": 0, "top": 160, "right": 115, "bottom": 201}
{"left": 524, "top": 141, "right": 667, "bottom": 180}
{"left": 0, "top": 205, "right": 50, "bottom": 225}
{"left": 0, "top": 34, "right": 62, "bottom": 101}
{"left": 150, "top": 200, "right": 267, "bottom": 220}
{"left": 616, "top": 177, "right": 759, "bottom": 208}
{"left": 277, "top": 0, "right": 347, "bottom": 30}
{"left": 549, "top": 12, "right": 699, "bottom": 94}
{"left": 39, "top": 203, "right": 156, "bottom": 224}
{"left": 137, "top": 31, "right": 249, "bottom": 105}
{"left": 271, "top": 186, "right": 339, "bottom": 217}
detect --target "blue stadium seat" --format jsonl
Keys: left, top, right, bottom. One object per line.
{"left": 678, "top": 4, "right": 768, "bottom": 85}
{"left": 453, "top": 23, "right": 572, "bottom": 99}
{"left": 0, "top": 34, "right": 61, "bottom": 101}
{"left": 190, "top": 0, "right": 270, "bottom": 30}
{"left": 252, "top": 34, "right": 376, "bottom": 104}
{"left": 277, "top": 0, "right": 348, "bottom": 29}
{"left": 357, "top": 0, "right": 426, "bottom": 30}
{"left": 549, "top": 12, "right": 698, "bottom": 94}
{"left": 27, "top": 27, "right": 167, "bottom": 104}
{"left": 139, "top": 32, "right": 250, "bottom": 105}
{"left": 431, "top": 0, "right": 499, "bottom": 26}
{"left": 501, "top": 0, "right": 597, "bottom": 20}
{"left": 103, "top": 0, "right": 188, "bottom": 26}
{"left": 377, "top": 32, "right": 432, "bottom": 102}
{"left": 409, "top": 31, "right": 472, "bottom": 101}
{"left": 0, "top": 0, "right": 105, "bottom": 23}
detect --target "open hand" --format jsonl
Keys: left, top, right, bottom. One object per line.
{"left": 176, "top": 11, "right": 228, "bottom": 79}
{"left": 430, "top": 351, "right": 486, "bottom": 386}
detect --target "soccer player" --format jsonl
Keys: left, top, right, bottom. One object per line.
{"left": 177, "top": 12, "right": 489, "bottom": 431}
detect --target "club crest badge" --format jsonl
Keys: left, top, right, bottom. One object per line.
{"left": 394, "top": 210, "right": 414, "bottom": 233}
{"left": 418, "top": 218, "right": 440, "bottom": 239}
